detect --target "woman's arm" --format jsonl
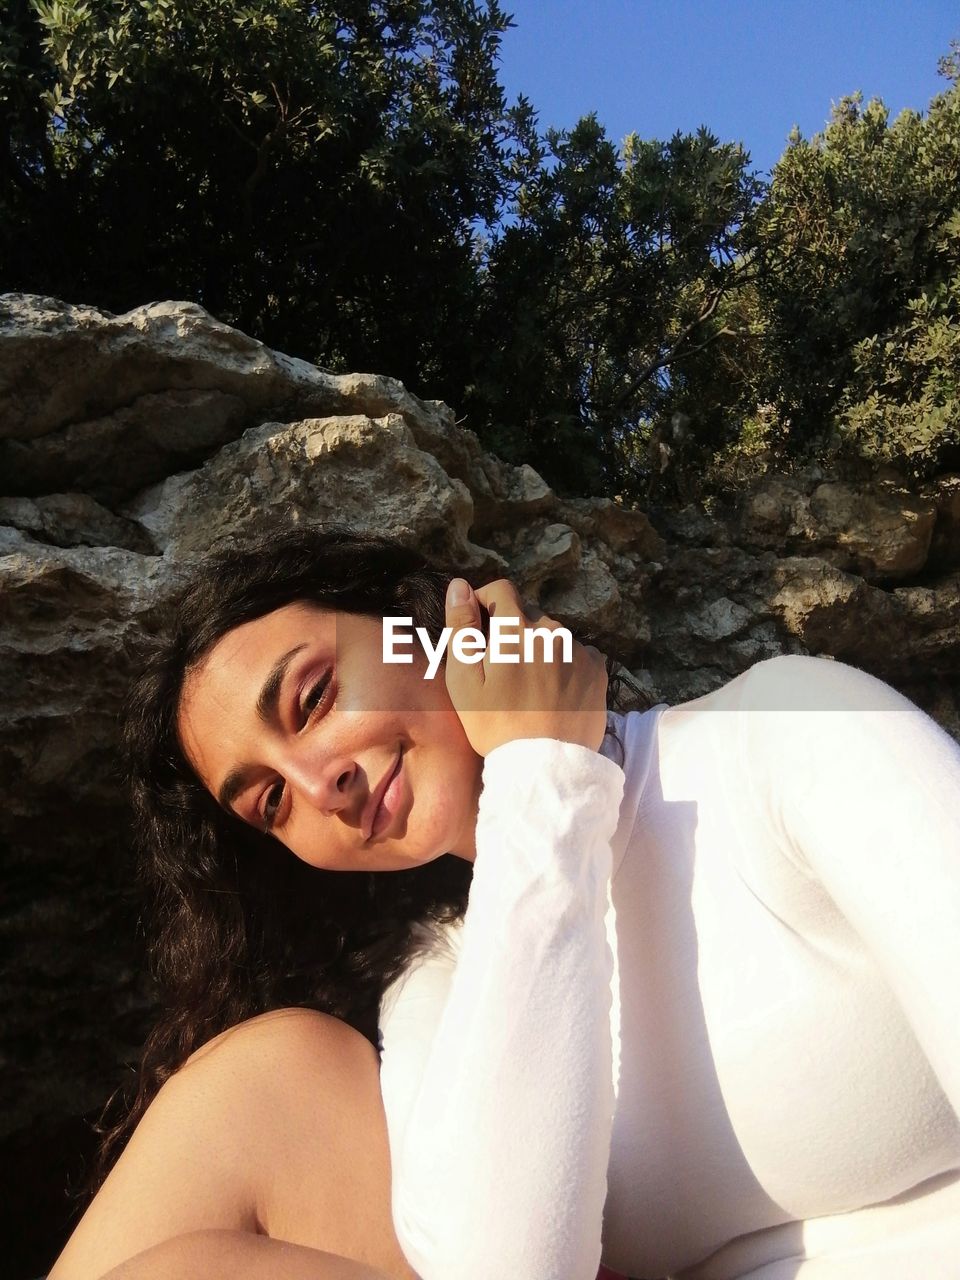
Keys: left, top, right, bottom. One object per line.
{"left": 380, "top": 735, "right": 625, "bottom": 1280}
{"left": 740, "top": 654, "right": 960, "bottom": 1117}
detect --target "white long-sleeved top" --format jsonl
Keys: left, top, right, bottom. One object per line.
{"left": 379, "top": 655, "right": 960, "bottom": 1279}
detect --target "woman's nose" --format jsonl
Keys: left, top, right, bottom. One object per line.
{"left": 284, "top": 748, "right": 359, "bottom": 817}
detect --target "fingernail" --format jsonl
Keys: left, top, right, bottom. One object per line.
{"left": 447, "top": 578, "right": 471, "bottom": 608}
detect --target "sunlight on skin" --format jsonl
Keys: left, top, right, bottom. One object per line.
{"left": 178, "top": 604, "right": 484, "bottom": 871}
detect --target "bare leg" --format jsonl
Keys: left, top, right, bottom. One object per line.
{"left": 98, "top": 1230, "right": 393, "bottom": 1280}
{"left": 49, "top": 1009, "right": 417, "bottom": 1280}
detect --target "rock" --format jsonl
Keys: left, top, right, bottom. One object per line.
{"left": 126, "top": 413, "right": 502, "bottom": 576}
{"left": 737, "top": 470, "right": 937, "bottom": 581}
{"left": 2, "top": 389, "right": 249, "bottom": 504}
{"left": 553, "top": 496, "right": 665, "bottom": 559}
{"left": 657, "top": 499, "right": 731, "bottom": 548}
{"left": 0, "top": 493, "right": 154, "bottom": 553}
{"left": 926, "top": 473, "right": 960, "bottom": 571}
{"left": 769, "top": 556, "right": 876, "bottom": 652}
{"left": 807, "top": 481, "right": 936, "bottom": 579}
{"left": 510, "top": 522, "right": 582, "bottom": 593}
{"left": 540, "top": 547, "right": 623, "bottom": 642}
{"left": 685, "top": 595, "right": 755, "bottom": 642}
{"left": 0, "top": 295, "right": 468, "bottom": 503}
{"left": 737, "top": 474, "right": 811, "bottom": 546}
{"left": 2, "top": 293, "right": 959, "bottom": 1270}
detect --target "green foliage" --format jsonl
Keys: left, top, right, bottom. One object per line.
{"left": 836, "top": 262, "right": 960, "bottom": 478}
{"left": 468, "top": 116, "right": 763, "bottom": 494}
{"left": 2, "top": 6, "right": 958, "bottom": 502}
{"left": 0, "top": 0, "right": 515, "bottom": 403}
{"left": 747, "top": 57, "right": 960, "bottom": 479}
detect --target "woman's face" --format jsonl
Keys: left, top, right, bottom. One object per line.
{"left": 178, "top": 602, "right": 483, "bottom": 871}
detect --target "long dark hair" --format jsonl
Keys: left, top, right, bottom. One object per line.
{"left": 93, "top": 522, "right": 644, "bottom": 1186}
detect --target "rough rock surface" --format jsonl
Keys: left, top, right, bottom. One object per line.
{"left": 2, "top": 294, "right": 959, "bottom": 1274}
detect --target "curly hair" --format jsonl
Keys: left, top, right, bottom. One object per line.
{"left": 93, "top": 522, "right": 645, "bottom": 1186}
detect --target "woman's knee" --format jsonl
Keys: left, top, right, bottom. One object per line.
{"left": 181, "top": 1006, "right": 375, "bottom": 1083}
{"left": 174, "top": 1008, "right": 404, "bottom": 1267}
{"left": 167, "top": 1007, "right": 380, "bottom": 1157}
{"left": 114, "top": 1006, "right": 380, "bottom": 1232}
{"left": 50, "top": 1009, "right": 400, "bottom": 1280}
{"left": 175, "top": 1008, "right": 392, "bottom": 1229}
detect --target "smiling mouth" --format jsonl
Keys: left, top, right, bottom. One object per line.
{"left": 364, "top": 749, "right": 404, "bottom": 842}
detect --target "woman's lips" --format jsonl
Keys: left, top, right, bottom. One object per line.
{"left": 367, "top": 750, "right": 406, "bottom": 841}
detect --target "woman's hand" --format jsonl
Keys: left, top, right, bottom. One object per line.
{"left": 443, "top": 576, "right": 609, "bottom": 757}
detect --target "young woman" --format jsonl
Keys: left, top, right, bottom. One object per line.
{"left": 49, "top": 524, "right": 960, "bottom": 1280}
{"left": 49, "top": 525, "right": 618, "bottom": 1280}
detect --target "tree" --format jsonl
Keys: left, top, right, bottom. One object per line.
{"left": 0, "top": 0, "right": 515, "bottom": 405}
{"left": 750, "top": 52, "right": 960, "bottom": 477}
{"left": 467, "top": 113, "right": 764, "bottom": 496}
{"left": 5, "top": 5, "right": 957, "bottom": 500}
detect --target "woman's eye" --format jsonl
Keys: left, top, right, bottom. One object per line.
{"left": 300, "top": 671, "right": 332, "bottom": 722}
{"left": 261, "top": 781, "right": 285, "bottom": 831}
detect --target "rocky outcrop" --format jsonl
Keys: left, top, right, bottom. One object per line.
{"left": 2, "top": 294, "right": 959, "bottom": 1272}
{"left": 635, "top": 466, "right": 959, "bottom": 715}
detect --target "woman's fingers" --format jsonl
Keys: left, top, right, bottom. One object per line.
{"left": 443, "top": 578, "right": 486, "bottom": 710}
{"left": 444, "top": 577, "right": 549, "bottom": 714}
{"left": 472, "top": 578, "right": 553, "bottom": 629}
{"left": 443, "top": 576, "right": 609, "bottom": 757}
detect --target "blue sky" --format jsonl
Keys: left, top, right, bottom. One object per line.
{"left": 496, "top": 1, "right": 959, "bottom": 177}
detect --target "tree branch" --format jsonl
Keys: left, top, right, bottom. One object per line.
{"left": 606, "top": 284, "right": 728, "bottom": 413}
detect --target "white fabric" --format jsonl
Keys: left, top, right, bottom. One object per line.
{"left": 378, "top": 655, "right": 960, "bottom": 1279}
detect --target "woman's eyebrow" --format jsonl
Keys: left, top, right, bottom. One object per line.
{"left": 218, "top": 766, "right": 256, "bottom": 815}
{"left": 256, "top": 643, "right": 308, "bottom": 725}
{"left": 215, "top": 643, "right": 310, "bottom": 814}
